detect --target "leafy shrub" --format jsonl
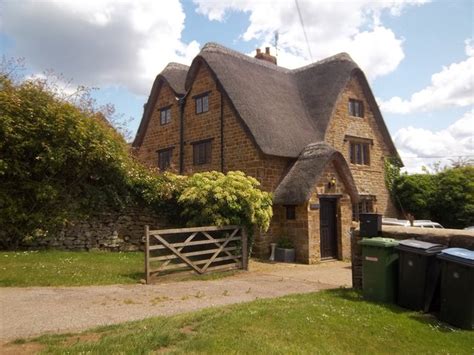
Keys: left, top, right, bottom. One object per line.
{"left": 0, "top": 74, "right": 137, "bottom": 248}
{"left": 277, "top": 237, "right": 294, "bottom": 249}
{"left": 431, "top": 166, "right": 474, "bottom": 228}
{"left": 393, "top": 173, "right": 436, "bottom": 220}
{"left": 392, "top": 166, "right": 474, "bottom": 229}
{"left": 176, "top": 171, "right": 272, "bottom": 231}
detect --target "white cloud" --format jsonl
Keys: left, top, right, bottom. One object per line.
{"left": 394, "top": 110, "right": 474, "bottom": 172}
{"left": 194, "top": 0, "right": 428, "bottom": 79}
{"left": 0, "top": 0, "right": 200, "bottom": 95}
{"left": 380, "top": 39, "right": 474, "bottom": 114}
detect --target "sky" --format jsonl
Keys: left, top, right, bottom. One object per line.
{"left": 1, "top": 0, "right": 473, "bottom": 173}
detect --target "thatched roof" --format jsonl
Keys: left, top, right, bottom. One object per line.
{"left": 133, "top": 62, "right": 188, "bottom": 147}
{"left": 273, "top": 142, "right": 359, "bottom": 205}
{"left": 185, "top": 43, "right": 398, "bottom": 159}
{"left": 160, "top": 62, "right": 189, "bottom": 95}
{"left": 133, "top": 43, "right": 398, "bottom": 162}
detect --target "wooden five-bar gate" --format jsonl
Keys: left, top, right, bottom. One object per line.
{"left": 145, "top": 225, "right": 248, "bottom": 284}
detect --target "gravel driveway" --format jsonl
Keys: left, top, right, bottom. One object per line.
{"left": 0, "top": 260, "right": 351, "bottom": 341}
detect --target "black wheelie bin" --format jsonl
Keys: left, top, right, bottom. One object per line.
{"left": 395, "top": 239, "right": 445, "bottom": 311}
{"left": 437, "top": 248, "right": 474, "bottom": 330}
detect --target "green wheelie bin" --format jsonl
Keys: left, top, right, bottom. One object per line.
{"left": 437, "top": 248, "right": 474, "bottom": 330}
{"left": 358, "top": 237, "right": 399, "bottom": 303}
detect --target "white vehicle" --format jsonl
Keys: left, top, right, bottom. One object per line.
{"left": 382, "top": 218, "right": 444, "bottom": 229}
{"left": 412, "top": 220, "right": 444, "bottom": 229}
{"left": 382, "top": 218, "right": 410, "bottom": 227}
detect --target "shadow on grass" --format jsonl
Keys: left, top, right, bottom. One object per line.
{"left": 407, "top": 312, "right": 460, "bottom": 332}
{"left": 122, "top": 272, "right": 144, "bottom": 282}
{"left": 328, "top": 288, "right": 464, "bottom": 332}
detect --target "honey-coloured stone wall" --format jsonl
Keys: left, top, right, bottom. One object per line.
{"left": 325, "top": 75, "right": 398, "bottom": 217}
{"left": 136, "top": 83, "right": 181, "bottom": 172}
{"left": 183, "top": 64, "right": 222, "bottom": 174}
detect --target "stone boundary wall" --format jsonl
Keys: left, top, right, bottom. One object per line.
{"left": 23, "top": 207, "right": 166, "bottom": 251}
{"left": 351, "top": 226, "right": 474, "bottom": 289}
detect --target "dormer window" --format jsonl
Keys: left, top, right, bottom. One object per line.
{"left": 194, "top": 92, "right": 209, "bottom": 114}
{"left": 348, "top": 99, "right": 364, "bottom": 118}
{"left": 160, "top": 106, "right": 172, "bottom": 125}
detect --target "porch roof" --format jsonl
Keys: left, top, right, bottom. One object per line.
{"left": 273, "top": 142, "right": 359, "bottom": 205}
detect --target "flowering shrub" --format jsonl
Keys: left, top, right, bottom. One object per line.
{"left": 177, "top": 171, "right": 273, "bottom": 231}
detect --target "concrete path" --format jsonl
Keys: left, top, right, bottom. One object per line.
{"left": 0, "top": 260, "right": 351, "bottom": 341}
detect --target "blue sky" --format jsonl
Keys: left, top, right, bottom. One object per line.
{"left": 1, "top": 0, "right": 473, "bottom": 172}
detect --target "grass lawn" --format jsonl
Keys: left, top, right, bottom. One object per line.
{"left": 0, "top": 250, "right": 144, "bottom": 286}
{"left": 11, "top": 289, "right": 474, "bottom": 354}
{"left": 0, "top": 250, "right": 238, "bottom": 287}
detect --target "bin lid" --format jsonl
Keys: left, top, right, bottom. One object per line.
{"left": 395, "top": 239, "right": 446, "bottom": 255}
{"left": 437, "top": 248, "right": 474, "bottom": 267}
{"left": 358, "top": 237, "right": 399, "bottom": 247}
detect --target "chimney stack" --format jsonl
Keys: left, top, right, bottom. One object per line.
{"left": 254, "top": 47, "right": 277, "bottom": 65}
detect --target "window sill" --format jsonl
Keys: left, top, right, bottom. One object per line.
{"left": 350, "top": 163, "right": 371, "bottom": 167}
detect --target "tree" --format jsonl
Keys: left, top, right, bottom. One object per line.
{"left": 0, "top": 72, "right": 136, "bottom": 248}
{"left": 391, "top": 165, "right": 474, "bottom": 229}
{"left": 431, "top": 166, "right": 474, "bottom": 228}
{"left": 393, "top": 173, "right": 437, "bottom": 220}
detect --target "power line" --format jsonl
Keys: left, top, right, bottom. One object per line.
{"left": 295, "top": 0, "right": 313, "bottom": 61}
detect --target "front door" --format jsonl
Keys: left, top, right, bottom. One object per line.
{"left": 320, "top": 198, "right": 338, "bottom": 259}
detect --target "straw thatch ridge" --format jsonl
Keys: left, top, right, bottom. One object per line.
{"left": 133, "top": 62, "right": 189, "bottom": 147}
{"left": 273, "top": 142, "right": 359, "bottom": 205}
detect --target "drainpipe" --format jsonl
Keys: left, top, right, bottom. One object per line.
{"left": 220, "top": 90, "right": 224, "bottom": 173}
{"left": 179, "top": 96, "right": 185, "bottom": 174}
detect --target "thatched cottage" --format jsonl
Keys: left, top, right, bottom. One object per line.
{"left": 132, "top": 43, "right": 401, "bottom": 263}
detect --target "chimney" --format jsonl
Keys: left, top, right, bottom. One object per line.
{"left": 254, "top": 47, "right": 277, "bottom": 65}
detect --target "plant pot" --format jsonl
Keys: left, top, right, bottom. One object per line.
{"left": 275, "top": 247, "right": 296, "bottom": 263}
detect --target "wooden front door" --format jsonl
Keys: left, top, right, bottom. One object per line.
{"left": 320, "top": 198, "right": 338, "bottom": 259}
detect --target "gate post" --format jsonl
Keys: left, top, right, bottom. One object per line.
{"left": 242, "top": 227, "right": 249, "bottom": 270}
{"left": 145, "top": 225, "right": 150, "bottom": 284}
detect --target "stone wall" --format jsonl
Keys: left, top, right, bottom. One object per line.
{"left": 351, "top": 225, "right": 474, "bottom": 289}
{"left": 24, "top": 207, "right": 166, "bottom": 251}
